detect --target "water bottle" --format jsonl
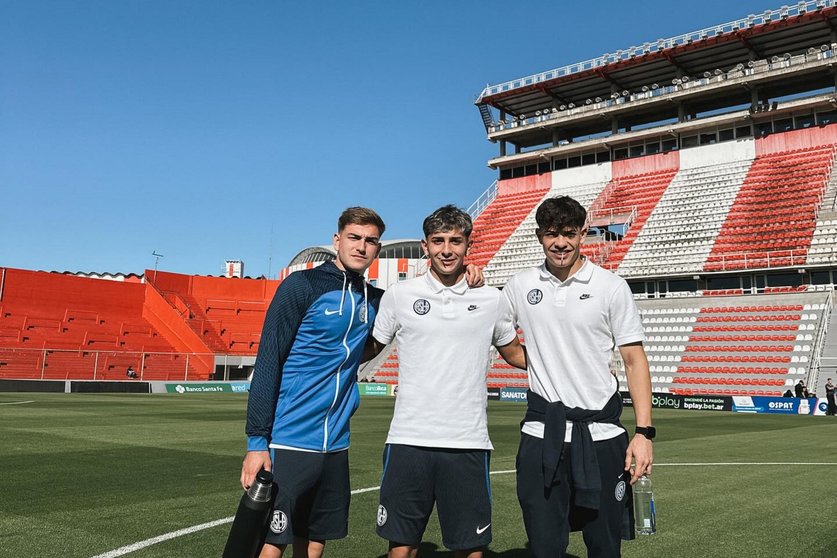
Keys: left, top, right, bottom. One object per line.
{"left": 633, "top": 474, "right": 656, "bottom": 535}
{"left": 222, "top": 469, "right": 276, "bottom": 558}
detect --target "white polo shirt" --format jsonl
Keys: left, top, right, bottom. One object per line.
{"left": 373, "top": 271, "right": 517, "bottom": 450}
{"left": 503, "top": 258, "right": 644, "bottom": 442}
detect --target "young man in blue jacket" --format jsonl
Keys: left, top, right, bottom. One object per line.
{"left": 241, "top": 207, "right": 386, "bottom": 558}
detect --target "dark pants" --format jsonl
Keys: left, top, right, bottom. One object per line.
{"left": 827, "top": 393, "right": 836, "bottom": 416}
{"left": 516, "top": 433, "right": 632, "bottom": 558}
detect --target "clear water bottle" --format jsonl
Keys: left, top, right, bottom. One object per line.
{"left": 223, "top": 469, "right": 276, "bottom": 558}
{"left": 633, "top": 474, "right": 656, "bottom": 535}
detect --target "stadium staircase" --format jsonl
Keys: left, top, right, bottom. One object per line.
{"left": 483, "top": 177, "right": 607, "bottom": 286}
{"left": 468, "top": 175, "right": 551, "bottom": 272}
{"left": 148, "top": 270, "right": 278, "bottom": 356}
{"left": 585, "top": 166, "right": 679, "bottom": 270}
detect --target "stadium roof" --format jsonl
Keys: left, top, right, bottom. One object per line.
{"left": 476, "top": 1, "right": 837, "bottom": 117}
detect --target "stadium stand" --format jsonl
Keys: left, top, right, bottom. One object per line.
{"left": 5, "top": 2, "right": 837, "bottom": 401}
{"left": 366, "top": 5, "right": 837, "bottom": 394}
{"left": 149, "top": 270, "right": 278, "bottom": 356}
{"left": 0, "top": 268, "right": 213, "bottom": 381}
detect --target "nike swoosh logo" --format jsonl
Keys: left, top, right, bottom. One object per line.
{"left": 476, "top": 524, "right": 490, "bottom": 535}
{"left": 324, "top": 309, "right": 339, "bottom": 316}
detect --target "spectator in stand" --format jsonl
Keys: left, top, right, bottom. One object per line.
{"left": 795, "top": 380, "right": 805, "bottom": 398}
{"left": 825, "top": 379, "right": 836, "bottom": 416}
{"left": 126, "top": 366, "right": 137, "bottom": 379}
{"left": 782, "top": 389, "right": 794, "bottom": 398}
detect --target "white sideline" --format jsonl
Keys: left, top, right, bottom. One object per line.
{"left": 91, "top": 463, "right": 837, "bottom": 557}
{"left": 0, "top": 400, "right": 34, "bottom": 406}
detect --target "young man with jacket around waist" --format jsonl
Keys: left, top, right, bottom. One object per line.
{"left": 503, "top": 196, "right": 653, "bottom": 558}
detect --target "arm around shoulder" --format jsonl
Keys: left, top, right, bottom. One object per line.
{"left": 496, "top": 337, "right": 526, "bottom": 370}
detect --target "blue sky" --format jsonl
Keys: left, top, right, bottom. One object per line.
{"left": 1, "top": 0, "right": 782, "bottom": 277}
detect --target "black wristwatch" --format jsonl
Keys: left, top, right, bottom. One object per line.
{"left": 635, "top": 426, "right": 656, "bottom": 441}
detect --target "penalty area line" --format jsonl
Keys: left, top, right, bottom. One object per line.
{"left": 0, "top": 400, "right": 34, "bottom": 406}
{"left": 91, "top": 462, "right": 837, "bottom": 557}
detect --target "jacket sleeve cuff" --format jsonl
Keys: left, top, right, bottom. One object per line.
{"left": 247, "top": 436, "right": 269, "bottom": 452}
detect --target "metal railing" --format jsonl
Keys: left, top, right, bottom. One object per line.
{"left": 809, "top": 289, "right": 833, "bottom": 388}
{"left": 466, "top": 179, "right": 498, "bottom": 220}
{"left": 0, "top": 347, "right": 214, "bottom": 381}
{"left": 708, "top": 248, "right": 813, "bottom": 271}
{"left": 477, "top": 0, "right": 836, "bottom": 102}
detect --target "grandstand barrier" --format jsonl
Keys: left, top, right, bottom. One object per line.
{"left": 0, "top": 348, "right": 215, "bottom": 382}
{"left": 0, "top": 379, "right": 151, "bottom": 393}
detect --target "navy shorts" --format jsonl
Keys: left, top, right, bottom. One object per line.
{"left": 264, "top": 448, "right": 350, "bottom": 546}
{"left": 516, "top": 433, "right": 633, "bottom": 558}
{"left": 377, "top": 444, "right": 492, "bottom": 551}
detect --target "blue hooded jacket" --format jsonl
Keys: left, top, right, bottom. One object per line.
{"left": 246, "top": 261, "right": 382, "bottom": 452}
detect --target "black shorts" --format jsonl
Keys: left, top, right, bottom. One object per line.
{"left": 377, "top": 444, "right": 492, "bottom": 551}
{"left": 264, "top": 448, "right": 350, "bottom": 546}
{"left": 516, "top": 432, "right": 633, "bottom": 558}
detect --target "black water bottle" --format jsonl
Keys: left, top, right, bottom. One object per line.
{"left": 222, "top": 469, "right": 276, "bottom": 558}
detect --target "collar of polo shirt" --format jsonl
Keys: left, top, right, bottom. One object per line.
{"left": 538, "top": 256, "right": 593, "bottom": 284}
{"left": 424, "top": 270, "right": 469, "bottom": 294}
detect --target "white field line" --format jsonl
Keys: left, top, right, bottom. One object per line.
{"left": 0, "top": 400, "right": 34, "bottom": 406}
{"left": 91, "top": 462, "right": 837, "bottom": 558}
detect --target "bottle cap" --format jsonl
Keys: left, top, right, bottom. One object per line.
{"left": 256, "top": 469, "right": 274, "bottom": 484}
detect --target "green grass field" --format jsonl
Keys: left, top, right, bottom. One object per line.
{"left": 1, "top": 392, "right": 836, "bottom": 558}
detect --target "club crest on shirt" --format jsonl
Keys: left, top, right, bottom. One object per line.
{"left": 615, "top": 480, "right": 626, "bottom": 502}
{"left": 270, "top": 510, "right": 288, "bottom": 533}
{"left": 527, "top": 289, "right": 543, "bottom": 305}
{"left": 377, "top": 505, "right": 388, "bottom": 526}
{"left": 413, "top": 299, "right": 431, "bottom": 315}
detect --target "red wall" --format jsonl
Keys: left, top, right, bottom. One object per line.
{"left": 1, "top": 268, "right": 145, "bottom": 315}
{"left": 497, "top": 173, "right": 552, "bottom": 196}
{"left": 611, "top": 150, "right": 680, "bottom": 177}
{"left": 755, "top": 124, "right": 837, "bottom": 155}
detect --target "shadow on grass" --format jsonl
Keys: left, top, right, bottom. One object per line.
{"left": 375, "top": 541, "right": 582, "bottom": 557}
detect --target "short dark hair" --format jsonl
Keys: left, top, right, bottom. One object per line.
{"left": 338, "top": 207, "right": 385, "bottom": 236}
{"left": 422, "top": 205, "right": 473, "bottom": 238}
{"left": 535, "top": 196, "right": 586, "bottom": 232}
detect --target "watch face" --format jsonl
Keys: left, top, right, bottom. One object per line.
{"left": 637, "top": 426, "right": 656, "bottom": 439}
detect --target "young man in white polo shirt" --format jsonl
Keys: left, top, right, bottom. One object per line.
{"left": 370, "top": 205, "right": 527, "bottom": 558}
{"left": 503, "top": 196, "right": 653, "bottom": 558}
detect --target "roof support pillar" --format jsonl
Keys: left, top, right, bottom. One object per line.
{"left": 500, "top": 140, "right": 507, "bottom": 157}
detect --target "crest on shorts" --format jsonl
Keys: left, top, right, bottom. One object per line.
{"left": 413, "top": 299, "right": 431, "bottom": 315}
{"left": 377, "top": 505, "right": 388, "bottom": 526}
{"left": 527, "top": 289, "right": 543, "bottom": 305}
{"left": 615, "top": 480, "right": 626, "bottom": 502}
{"left": 270, "top": 510, "right": 288, "bottom": 534}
